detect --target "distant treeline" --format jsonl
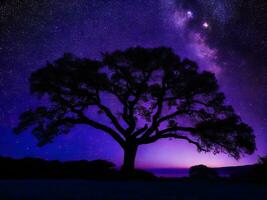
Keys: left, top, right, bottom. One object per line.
{"left": 0, "top": 156, "right": 266, "bottom": 182}
{"left": 0, "top": 157, "right": 155, "bottom": 180}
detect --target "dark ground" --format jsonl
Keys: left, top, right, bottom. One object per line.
{"left": 0, "top": 180, "right": 266, "bottom": 200}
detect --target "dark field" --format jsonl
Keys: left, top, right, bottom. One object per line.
{"left": 0, "top": 180, "right": 266, "bottom": 200}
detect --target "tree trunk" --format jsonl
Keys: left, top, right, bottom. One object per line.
{"left": 121, "top": 143, "right": 138, "bottom": 172}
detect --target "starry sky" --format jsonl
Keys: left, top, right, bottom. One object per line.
{"left": 0, "top": 0, "right": 267, "bottom": 168}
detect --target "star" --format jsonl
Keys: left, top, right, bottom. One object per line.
{"left": 202, "top": 22, "right": 209, "bottom": 28}
{"left": 187, "top": 11, "right": 193, "bottom": 18}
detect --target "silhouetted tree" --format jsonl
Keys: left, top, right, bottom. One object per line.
{"left": 14, "top": 47, "right": 256, "bottom": 172}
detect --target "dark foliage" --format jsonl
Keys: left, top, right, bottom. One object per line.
{"left": 189, "top": 165, "right": 219, "bottom": 179}
{"left": 253, "top": 156, "right": 267, "bottom": 182}
{"left": 0, "top": 157, "right": 155, "bottom": 180}
{"left": 0, "top": 157, "right": 117, "bottom": 179}
{"left": 230, "top": 156, "right": 267, "bottom": 183}
{"left": 14, "top": 47, "right": 256, "bottom": 171}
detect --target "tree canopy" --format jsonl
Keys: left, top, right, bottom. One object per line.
{"left": 14, "top": 47, "right": 256, "bottom": 171}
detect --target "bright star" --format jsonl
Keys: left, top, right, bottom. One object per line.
{"left": 187, "top": 11, "right": 193, "bottom": 18}
{"left": 202, "top": 22, "right": 209, "bottom": 28}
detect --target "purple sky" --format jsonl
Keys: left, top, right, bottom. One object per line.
{"left": 0, "top": 0, "right": 267, "bottom": 168}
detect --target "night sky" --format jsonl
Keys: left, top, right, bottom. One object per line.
{"left": 1, "top": 0, "right": 267, "bottom": 168}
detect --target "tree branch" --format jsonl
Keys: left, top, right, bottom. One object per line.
{"left": 138, "top": 131, "right": 206, "bottom": 152}
{"left": 124, "top": 98, "right": 138, "bottom": 134}
{"left": 131, "top": 124, "right": 148, "bottom": 138}
{"left": 156, "top": 126, "right": 196, "bottom": 135}
{"left": 69, "top": 110, "right": 125, "bottom": 147}
{"left": 140, "top": 77, "right": 167, "bottom": 138}
{"left": 96, "top": 102, "right": 126, "bottom": 137}
{"left": 81, "top": 116, "right": 125, "bottom": 147}
{"left": 111, "top": 70, "right": 152, "bottom": 135}
{"left": 157, "top": 110, "right": 185, "bottom": 124}
{"left": 192, "top": 100, "right": 210, "bottom": 107}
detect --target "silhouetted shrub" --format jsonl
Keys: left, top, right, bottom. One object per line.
{"left": 0, "top": 157, "right": 157, "bottom": 180}
{"left": 189, "top": 165, "right": 219, "bottom": 179}
{"left": 0, "top": 157, "right": 117, "bottom": 179}
{"left": 228, "top": 156, "right": 267, "bottom": 183}
{"left": 245, "top": 156, "right": 267, "bottom": 182}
